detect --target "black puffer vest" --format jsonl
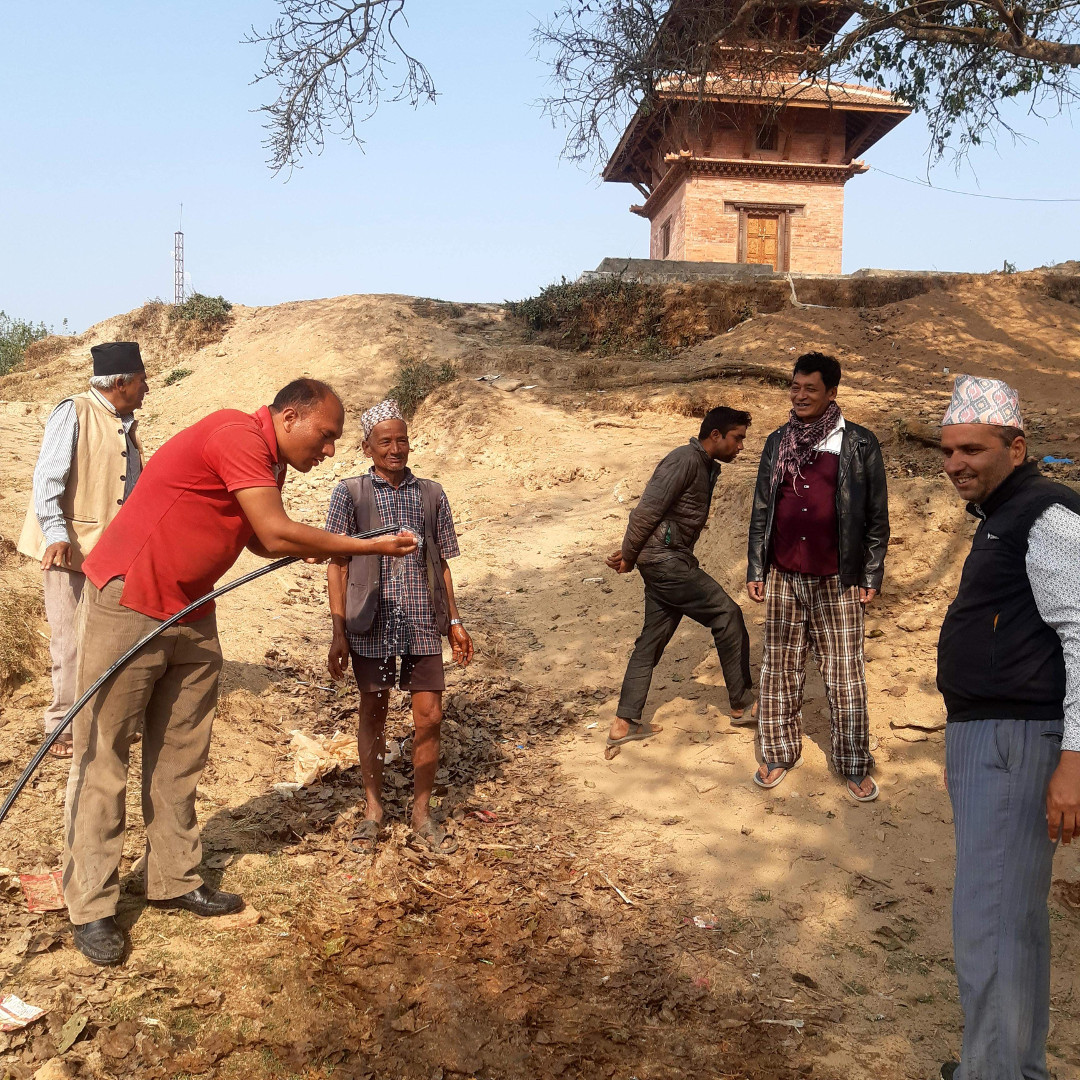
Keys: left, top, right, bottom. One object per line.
{"left": 937, "top": 462, "right": 1080, "bottom": 721}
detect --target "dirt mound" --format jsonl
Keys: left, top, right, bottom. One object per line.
{"left": 1, "top": 275, "right": 1080, "bottom": 1079}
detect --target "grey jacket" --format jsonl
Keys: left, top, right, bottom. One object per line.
{"left": 621, "top": 439, "right": 721, "bottom": 569}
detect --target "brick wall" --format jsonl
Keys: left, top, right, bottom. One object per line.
{"left": 651, "top": 174, "right": 846, "bottom": 273}
{"left": 649, "top": 184, "right": 688, "bottom": 260}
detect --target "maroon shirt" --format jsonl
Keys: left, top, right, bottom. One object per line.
{"left": 771, "top": 452, "right": 840, "bottom": 576}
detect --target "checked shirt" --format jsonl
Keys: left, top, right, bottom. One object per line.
{"left": 325, "top": 469, "right": 459, "bottom": 657}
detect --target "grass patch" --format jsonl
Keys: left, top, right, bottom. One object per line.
{"left": 386, "top": 356, "right": 456, "bottom": 418}
{"left": 751, "top": 890, "right": 772, "bottom": 903}
{"left": 169, "top": 293, "right": 233, "bottom": 331}
{"left": 163, "top": 367, "right": 193, "bottom": 386}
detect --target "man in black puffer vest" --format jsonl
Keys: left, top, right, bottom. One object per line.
{"left": 936, "top": 375, "right": 1080, "bottom": 1080}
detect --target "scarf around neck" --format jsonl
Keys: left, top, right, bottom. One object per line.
{"left": 773, "top": 401, "right": 842, "bottom": 483}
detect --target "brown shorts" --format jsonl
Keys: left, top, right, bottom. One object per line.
{"left": 351, "top": 652, "right": 446, "bottom": 694}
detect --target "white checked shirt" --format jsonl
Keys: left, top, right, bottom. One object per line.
{"left": 1027, "top": 503, "right": 1080, "bottom": 751}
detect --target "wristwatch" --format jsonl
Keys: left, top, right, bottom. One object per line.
{"left": 449, "top": 618, "right": 464, "bottom": 627}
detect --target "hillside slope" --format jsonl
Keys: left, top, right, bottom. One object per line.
{"left": 0, "top": 274, "right": 1078, "bottom": 1079}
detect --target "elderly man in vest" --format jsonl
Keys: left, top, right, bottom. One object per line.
{"left": 326, "top": 399, "right": 473, "bottom": 856}
{"left": 17, "top": 342, "right": 147, "bottom": 758}
{"left": 936, "top": 376, "right": 1080, "bottom": 1080}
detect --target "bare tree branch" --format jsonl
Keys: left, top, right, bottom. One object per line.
{"left": 246, "top": 0, "right": 436, "bottom": 175}
{"left": 537, "top": 0, "right": 1080, "bottom": 168}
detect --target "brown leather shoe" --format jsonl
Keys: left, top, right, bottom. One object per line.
{"left": 149, "top": 885, "right": 243, "bottom": 917}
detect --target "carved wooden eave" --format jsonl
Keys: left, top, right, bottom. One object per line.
{"left": 631, "top": 155, "right": 868, "bottom": 217}
{"left": 604, "top": 81, "right": 909, "bottom": 187}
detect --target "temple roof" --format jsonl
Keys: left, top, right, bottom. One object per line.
{"left": 603, "top": 77, "right": 910, "bottom": 185}
{"left": 661, "top": 0, "right": 856, "bottom": 50}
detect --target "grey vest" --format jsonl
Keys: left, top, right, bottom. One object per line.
{"left": 343, "top": 474, "right": 451, "bottom": 638}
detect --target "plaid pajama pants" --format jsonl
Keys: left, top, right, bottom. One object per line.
{"left": 758, "top": 567, "right": 873, "bottom": 778}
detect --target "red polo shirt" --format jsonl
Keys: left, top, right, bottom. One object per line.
{"left": 83, "top": 406, "right": 286, "bottom": 622}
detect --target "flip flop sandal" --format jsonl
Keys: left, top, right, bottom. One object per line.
{"left": 46, "top": 737, "right": 74, "bottom": 759}
{"left": 605, "top": 722, "right": 662, "bottom": 748}
{"left": 346, "top": 819, "right": 383, "bottom": 853}
{"left": 729, "top": 700, "right": 758, "bottom": 726}
{"left": 412, "top": 820, "right": 458, "bottom": 855}
{"left": 846, "top": 776, "right": 880, "bottom": 803}
{"left": 753, "top": 757, "right": 802, "bottom": 790}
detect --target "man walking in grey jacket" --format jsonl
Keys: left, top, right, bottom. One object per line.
{"left": 606, "top": 407, "right": 754, "bottom": 751}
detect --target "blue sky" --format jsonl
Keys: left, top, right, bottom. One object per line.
{"left": 1, "top": 1, "right": 1077, "bottom": 332}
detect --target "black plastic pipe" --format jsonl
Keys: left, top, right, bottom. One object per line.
{"left": 0, "top": 525, "right": 399, "bottom": 825}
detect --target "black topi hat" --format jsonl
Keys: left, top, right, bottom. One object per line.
{"left": 91, "top": 342, "right": 145, "bottom": 377}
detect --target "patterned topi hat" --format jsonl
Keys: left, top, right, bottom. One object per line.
{"left": 361, "top": 399, "right": 406, "bottom": 439}
{"left": 942, "top": 374, "right": 1023, "bottom": 429}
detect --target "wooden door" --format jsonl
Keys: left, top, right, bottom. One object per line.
{"left": 745, "top": 214, "right": 780, "bottom": 268}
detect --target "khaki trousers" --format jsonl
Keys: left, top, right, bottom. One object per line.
{"left": 42, "top": 567, "right": 85, "bottom": 735}
{"left": 63, "top": 579, "right": 222, "bottom": 924}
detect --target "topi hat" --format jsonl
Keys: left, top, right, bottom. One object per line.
{"left": 91, "top": 342, "right": 145, "bottom": 378}
{"left": 361, "top": 399, "right": 405, "bottom": 439}
{"left": 942, "top": 374, "right": 1023, "bottom": 430}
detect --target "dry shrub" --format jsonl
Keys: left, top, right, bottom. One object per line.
{"left": 0, "top": 586, "right": 46, "bottom": 690}
{"left": 113, "top": 297, "right": 234, "bottom": 361}
{"left": 387, "top": 355, "right": 457, "bottom": 417}
{"left": 22, "top": 333, "right": 84, "bottom": 369}
{"left": 571, "top": 359, "right": 622, "bottom": 388}
{"left": 1043, "top": 275, "right": 1080, "bottom": 306}
{"left": 411, "top": 297, "right": 466, "bottom": 323}
{"left": 507, "top": 277, "right": 789, "bottom": 356}
{"left": 507, "top": 274, "right": 963, "bottom": 358}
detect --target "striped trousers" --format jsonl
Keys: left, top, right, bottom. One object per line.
{"left": 757, "top": 567, "right": 873, "bottom": 777}
{"left": 946, "top": 718, "right": 1062, "bottom": 1080}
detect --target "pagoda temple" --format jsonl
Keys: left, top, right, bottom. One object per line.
{"left": 602, "top": 2, "right": 910, "bottom": 273}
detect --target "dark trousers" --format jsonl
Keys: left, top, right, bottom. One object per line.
{"left": 617, "top": 560, "right": 753, "bottom": 720}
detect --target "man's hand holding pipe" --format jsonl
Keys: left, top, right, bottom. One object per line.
{"left": 235, "top": 487, "right": 417, "bottom": 560}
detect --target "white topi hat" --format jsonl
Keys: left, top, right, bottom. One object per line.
{"left": 360, "top": 399, "right": 405, "bottom": 439}
{"left": 942, "top": 374, "right": 1023, "bottom": 430}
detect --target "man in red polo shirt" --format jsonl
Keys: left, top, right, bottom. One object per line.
{"left": 63, "top": 378, "right": 416, "bottom": 965}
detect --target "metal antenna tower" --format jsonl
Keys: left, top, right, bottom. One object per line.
{"left": 174, "top": 204, "right": 185, "bottom": 305}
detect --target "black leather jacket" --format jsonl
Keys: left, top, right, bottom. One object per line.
{"left": 747, "top": 420, "right": 890, "bottom": 590}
